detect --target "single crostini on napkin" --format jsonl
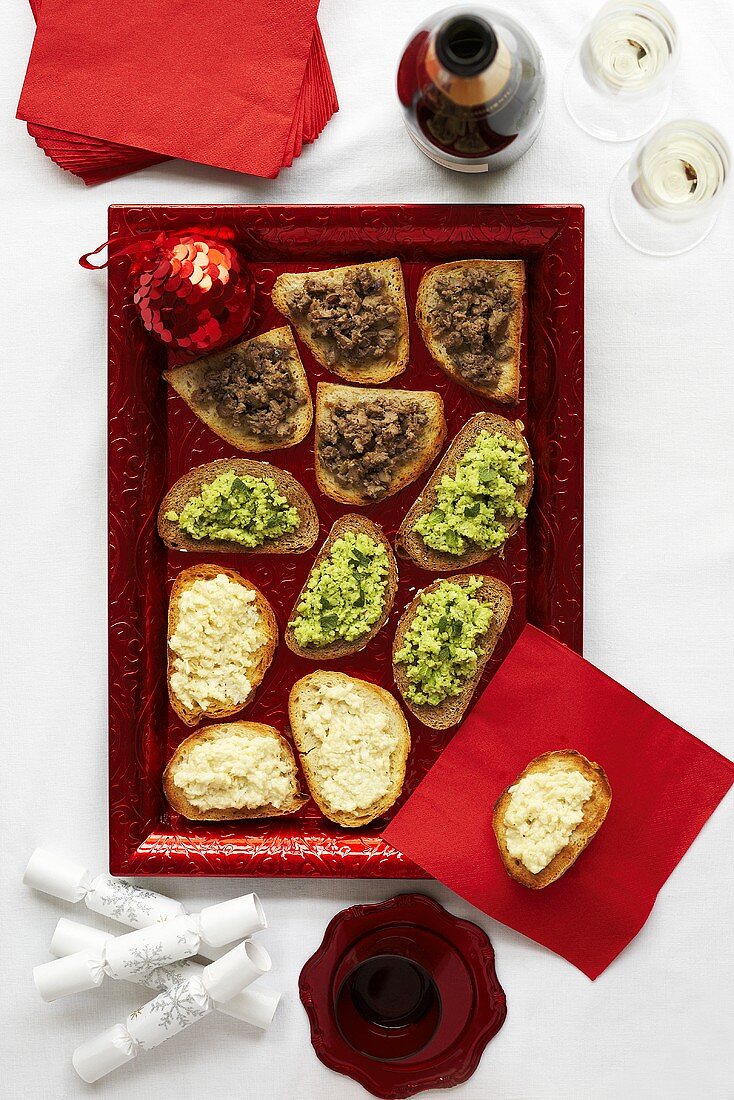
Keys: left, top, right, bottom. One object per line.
{"left": 382, "top": 624, "right": 734, "bottom": 979}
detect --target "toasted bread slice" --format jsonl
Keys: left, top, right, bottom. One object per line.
{"left": 416, "top": 259, "right": 524, "bottom": 405}
{"left": 392, "top": 574, "right": 512, "bottom": 730}
{"left": 493, "top": 751, "right": 612, "bottom": 889}
{"left": 288, "top": 671, "right": 410, "bottom": 827}
{"left": 167, "top": 564, "right": 278, "bottom": 727}
{"left": 395, "top": 412, "right": 533, "bottom": 571}
{"left": 315, "top": 382, "right": 447, "bottom": 506}
{"left": 271, "top": 259, "right": 409, "bottom": 384}
{"left": 163, "top": 721, "right": 307, "bottom": 821}
{"left": 157, "top": 458, "right": 319, "bottom": 555}
{"left": 285, "top": 514, "right": 398, "bottom": 660}
{"left": 163, "top": 326, "right": 313, "bottom": 453}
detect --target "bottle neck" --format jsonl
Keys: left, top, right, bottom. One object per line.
{"left": 426, "top": 24, "right": 515, "bottom": 108}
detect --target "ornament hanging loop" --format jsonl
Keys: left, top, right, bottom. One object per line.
{"left": 79, "top": 234, "right": 156, "bottom": 271}
{"left": 79, "top": 239, "right": 113, "bottom": 270}
{"left": 79, "top": 227, "right": 238, "bottom": 272}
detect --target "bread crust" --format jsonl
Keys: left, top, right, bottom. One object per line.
{"left": 492, "top": 750, "right": 612, "bottom": 889}
{"left": 271, "top": 258, "right": 409, "bottom": 384}
{"left": 392, "top": 574, "right": 512, "bottom": 730}
{"left": 163, "top": 326, "right": 313, "bottom": 453}
{"left": 163, "top": 721, "right": 307, "bottom": 821}
{"left": 157, "top": 458, "right": 320, "bottom": 555}
{"left": 284, "top": 514, "right": 398, "bottom": 660}
{"left": 315, "top": 382, "right": 447, "bottom": 506}
{"left": 395, "top": 412, "right": 533, "bottom": 571}
{"left": 167, "top": 563, "right": 278, "bottom": 727}
{"left": 288, "top": 671, "right": 410, "bottom": 827}
{"left": 416, "top": 259, "right": 524, "bottom": 405}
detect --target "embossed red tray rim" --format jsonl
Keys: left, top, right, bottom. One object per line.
{"left": 107, "top": 203, "right": 584, "bottom": 877}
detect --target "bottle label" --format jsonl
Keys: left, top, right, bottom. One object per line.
{"left": 428, "top": 36, "right": 518, "bottom": 110}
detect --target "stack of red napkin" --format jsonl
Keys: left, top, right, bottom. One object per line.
{"left": 18, "top": 0, "right": 338, "bottom": 184}
{"left": 383, "top": 625, "right": 734, "bottom": 979}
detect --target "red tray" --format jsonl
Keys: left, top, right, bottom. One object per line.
{"left": 108, "top": 203, "right": 584, "bottom": 877}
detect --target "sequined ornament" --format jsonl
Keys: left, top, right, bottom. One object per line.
{"left": 131, "top": 234, "right": 254, "bottom": 355}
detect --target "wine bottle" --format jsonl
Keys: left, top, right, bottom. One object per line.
{"left": 397, "top": 6, "right": 547, "bottom": 172}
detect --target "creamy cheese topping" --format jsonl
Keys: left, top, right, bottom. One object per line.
{"left": 169, "top": 574, "right": 266, "bottom": 712}
{"left": 503, "top": 768, "right": 594, "bottom": 874}
{"left": 300, "top": 680, "right": 400, "bottom": 814}
{"left": 172, "top": 734, "right": 294, "bottom": 811}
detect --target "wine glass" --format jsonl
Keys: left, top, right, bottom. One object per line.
{"left": 609, "top": 120, "right": 730, "bottom": 255}
{"left": 564, "top": 1, "right": 679, "bottom": 142}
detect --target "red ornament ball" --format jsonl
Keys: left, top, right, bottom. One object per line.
{"left": 132, "top": 234, "right": 254, "bottom": 355}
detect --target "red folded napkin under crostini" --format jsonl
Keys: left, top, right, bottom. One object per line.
{"left": 19, "top": 0, "right": 337, "bottom": 183}
{"left": 382, "top": 624, "right": 734, "bottom": 979}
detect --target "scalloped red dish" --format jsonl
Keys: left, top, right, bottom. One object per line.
{"left": 299, "top": 893, "right": 507, "bottom": 1098}
{"left": 107, "top": 203, "right": 584, "bottom": 877}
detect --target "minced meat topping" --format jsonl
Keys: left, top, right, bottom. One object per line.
{"left": 428, "top": 269, "right": 517, "bottom": 388}
{"left": 287, "top": 269, "right": 399, "bottom": 366}
{"left": 319, "top": 400, "right": 428, "bottom": 500}
{"left": 197, "top": 341, "right": 305, "bottom": 442}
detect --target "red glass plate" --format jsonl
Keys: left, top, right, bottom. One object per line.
{"left": 299, "top": 893, "right": 507, "bottom": 1098}
{"left": 107, "top": 203, "right": 584, "bottom": 877}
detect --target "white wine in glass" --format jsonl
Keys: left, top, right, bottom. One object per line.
{"left": 564, "top": 1, "right": 678, "bottom": 141}
{"left": 610, "top": 120, "right": 730, "bottom": 255}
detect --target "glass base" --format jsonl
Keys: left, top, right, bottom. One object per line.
{"left": 609, "top": 163, "right": 720, "bottom": 255}
{"left": 563, "top": 54, "right": 671, "bottom": 142}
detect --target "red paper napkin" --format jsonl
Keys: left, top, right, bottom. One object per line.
{"left": 18, "top": 0, "right": 336, "bottom": 181}
{"left": 382, "top": 625, "right": 734, "bottom": 979}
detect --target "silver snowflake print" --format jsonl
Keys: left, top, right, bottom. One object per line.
{"left": 125, "top": 941, "right": 172, "bottom": 977}
{"left": 100, "top": 880, "right": 157, "bottom": 922}
{"left": 149, "top": 980, "right": 208, "bottom": 1031}
{"left": 146, "top": 960, "right": 189, "bottom": 991}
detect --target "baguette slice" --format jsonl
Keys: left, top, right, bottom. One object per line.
{"left": 163, "top": 721, "right": 307, "bottom": 821}
{"left": 392, "top": 574, "right": 512, "bottom": 730}
{"left": 157, "top": 458, "right": 319, "bottom": 555}
{"left": 163, "top": 326, "right": 313, "bottom": 453}
{"left": 288, "top": 671, "right": 410, "bottom": 827}
{"left": 315, "top": 382, "right": 447, "bottom": 506}
{"left": 285, "top": 514, "right": 398, "bottom": 660}
{"left": 271, "top": 259, "right": 409, "bottom": 384}
{"left": 416, "top": 259, "right": 524, "bottom": 405}
{"left": 395, "top": 412, "right": 533, "bottom": 571}
{"left": 493, "top": 751, "right": 612, "bottom": 889}
{"left": 167, "top": 564, "right": 278, "bottom": 727}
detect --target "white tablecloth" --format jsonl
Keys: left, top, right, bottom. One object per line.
{"left": 2, "top": 1, "right": 733, "bottom": 1097}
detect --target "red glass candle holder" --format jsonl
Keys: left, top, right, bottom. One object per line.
{"left": 299, "top": 893, "right": 507, "bottom": 1098}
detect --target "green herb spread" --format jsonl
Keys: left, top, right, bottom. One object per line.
{"left": 394, "top": 577, "right": 492, "bottom": 706}
{"left": 165, "top": 469, "right": 299, "bottom": 547}
{"left": 413, "top": 431, "right": 529, "bottom": 556}
{"left": 290, "top": 531, "right": 390, "bottom": 648}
